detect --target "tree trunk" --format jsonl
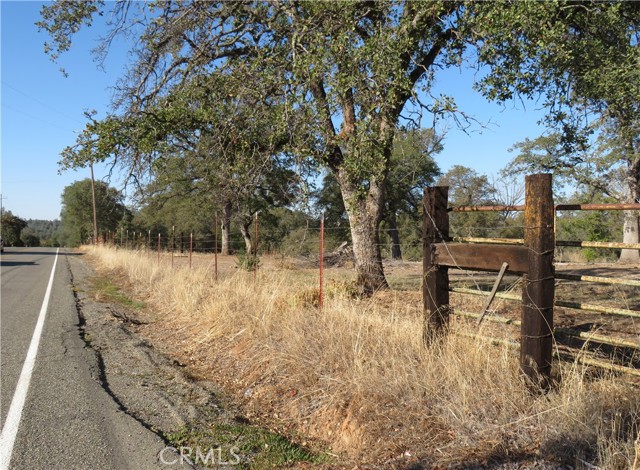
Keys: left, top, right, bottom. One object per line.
{"left": 221, "top": 202, "right": 232, "bottom": 255}
{"left": 619, "top": 164, "right": 639, "bottom": 263}
{"left": 387, "top": 210, "right": 402, "bottom": 260}
{"left": 239, "top": 219, "right": 253, "bottom": 254}
{"left": 337, "top": 171, "right": 389, "bottom": 295}
{"left": 620, "top": 210, "right": 639, "bottom": 263}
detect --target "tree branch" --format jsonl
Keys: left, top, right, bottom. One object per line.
{"left": 308, "top": 78, "right": 343, "bottom": 169}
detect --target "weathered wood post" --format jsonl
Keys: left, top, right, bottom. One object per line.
{"left": 521, "top": 173, "right": 555, "bottom": 387}
{"left": 423, "top": 186, "right": 450, "bottom": 343}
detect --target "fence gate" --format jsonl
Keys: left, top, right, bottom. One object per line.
{"left": 423, "top": 173, "right": 555, "bottom": 386}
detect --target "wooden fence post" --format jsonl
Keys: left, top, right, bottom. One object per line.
{"left": 521, "top": 173, "right": 555, "bottom": 387}
{"left": 423, "top": 186, "right": 450, "bottom": 343}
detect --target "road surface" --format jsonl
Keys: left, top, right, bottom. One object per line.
{"left": 0, "top": 248, "right": 173, "bottom": 469}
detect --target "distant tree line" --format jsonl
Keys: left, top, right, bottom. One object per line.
{"left": 53, "top": 161, "right": 625, "bottom": 265}
{"left": 0, "top": 211, "right": 61, "bottom": 247}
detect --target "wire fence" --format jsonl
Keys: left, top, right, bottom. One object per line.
{"left": 428, "top": 177, "right": 640, "bottom": 381}
{"left": 95, "top": 177, "right": 639, "bottom": 381}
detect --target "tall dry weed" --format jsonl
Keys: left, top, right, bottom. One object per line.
{"left": 87, "top": 246, "right": 639, "bottom": 467}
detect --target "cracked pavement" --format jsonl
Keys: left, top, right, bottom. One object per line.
{"left": 1, "top": 248, "right": 230, "bottom": 469}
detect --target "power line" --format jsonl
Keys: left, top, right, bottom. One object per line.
{"left": 1, "top": 103, "right": 75, "bottom": 133}
{"left": 2, "top": 81, "right": 85, "bottom": 125}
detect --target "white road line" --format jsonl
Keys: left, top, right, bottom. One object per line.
{"left": 0, "top": 248, "right": 60, "bottom": 470}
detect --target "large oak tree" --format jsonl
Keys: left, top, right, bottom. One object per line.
{"left": 41, "top": 1, "right": 471, "bottom": 293}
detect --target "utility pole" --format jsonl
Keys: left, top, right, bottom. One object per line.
{"left": 89, "top": 161, "right": 98, "bottom": 245}
{"left": 0, "top": 193, "right": 6, "bottom": 220}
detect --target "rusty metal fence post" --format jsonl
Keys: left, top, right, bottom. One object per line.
{"left": 214, "top": 212, "right": 218, "bottom": 282}
{"left": 521, "top": 174, "right": 555, "bottom": 386}
{"left": 254, "top": 212, "right": 259, "bottom": 282}
{"left": 423, "top": 186, "right": 450, "bottom": 343}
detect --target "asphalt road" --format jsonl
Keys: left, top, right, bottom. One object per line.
{"left": 0, "top": 248, "right": 175, "bottom": 469}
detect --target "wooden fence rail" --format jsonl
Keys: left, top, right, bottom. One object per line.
{"left": 451, "top": 287, "right": 640, "bottom": 319}
{"left": 423, "top": 173, "right": 640, "bottom": 385}
{"left": 454, "top": 237, "right": 640, "bottom": 250}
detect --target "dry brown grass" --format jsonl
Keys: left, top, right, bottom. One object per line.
{"left": 86, "top": 246, "right": 640, "bottom": 468}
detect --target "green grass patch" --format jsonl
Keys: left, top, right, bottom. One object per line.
{"left": 89, "top": 276, "right": 145, "bottom": 309}
{"left": 165, "top": 422, "right": 327, "bottom": 469}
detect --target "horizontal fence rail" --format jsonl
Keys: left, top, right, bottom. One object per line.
{"left": 556, "top": 240, "right": 640, "bottom": 250}
{"left": 456, "top": 332, "right": 640, "bottom": 378}
{"left": 558, "top": 353, "right": 640, "bottom": 379}
{"left": 451, "top": 287, "right": 640, "bottom": 319}
{"left": 555, "top": 203, "right": 640, "bottom": 211}
{"left": 435, "top": 243, "right": 530, "bottom": 273}
{"left": 450, "top": 205, "right": 525, "bottom": 212}
{"left": 554, "top": 328, "right": 640, "bottom": 350}
{"left": 455, "top": 310, "right": 639, "bottom": 350}
{"left": 554, "top": 273, "right": 640, "bottom": 288}
{"left": 455, "top": 238, "right": 640, "bottom": 250}
{"left": 450, "top": 203, "right": 640, "bottom": 212}
{"left": 453, "top": 237, "right": 524, "bottom": 245}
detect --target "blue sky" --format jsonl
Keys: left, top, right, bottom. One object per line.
{"left": 1, "top": 0, "right": 125, "bottom": 221}
{"left": 2, "top": 1, "right": 547, "bottom": 221}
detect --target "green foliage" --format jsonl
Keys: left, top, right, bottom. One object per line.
{"left": 555, "top": 192, "right": 622, "bottom": 263}
{"left": 471, "top": 2, "right": 640, "bottom": 131}
{"left": 89, "top": 275, "right": 146, "bottom": 309}
{"left": 505, "top": 130, "right": 637, "bottom": 256}
{"left": 472, "top": 2, "right": 640, "bottom": 243}
{"left": 387, "top": 129, "right": 442, "bottom": 212}
{"left": 506, "top": 132, "right": 627, "bottom": 201}
{"left": 165, "top": 423, "right": 324, "bottom": 469}
{"left": 1, "top": 211, "right": 28, "bottom": 246}
{"left": 36, "top": 1, "right": 101, "bottom": 65}
{"left": 25, "top": 219, "right": 61, "bottom": 247}
{"left": 59, "top": 179, "right": 129, "bottom": 247}
{"left": 436, "top": 166, "right": 526, "bottom": 240}
{"left": 235, "top": 251, "right": 260, "bottom": 272}
{"left": 384, "top": 128, "right": 442, "bottom": 258}
{"left": 317, "top": 128, "right": 442, "bottom": 259}
{"left": 379, "top": 212, "right": 423, "bottom": 261}
{"left": 39, "top": 1, "right": 472, "bottom": 290}
{"left": 256, "top": 208, "right": 312, "bottom": 254}
{"left": 20, "top": 228, "right": 41, "bottom": 247}
{"left": 438, "top": 166, "right": 500, "bottom": 238}
{"left": 315, "top": 173, "right": 351, "bottom": 242}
